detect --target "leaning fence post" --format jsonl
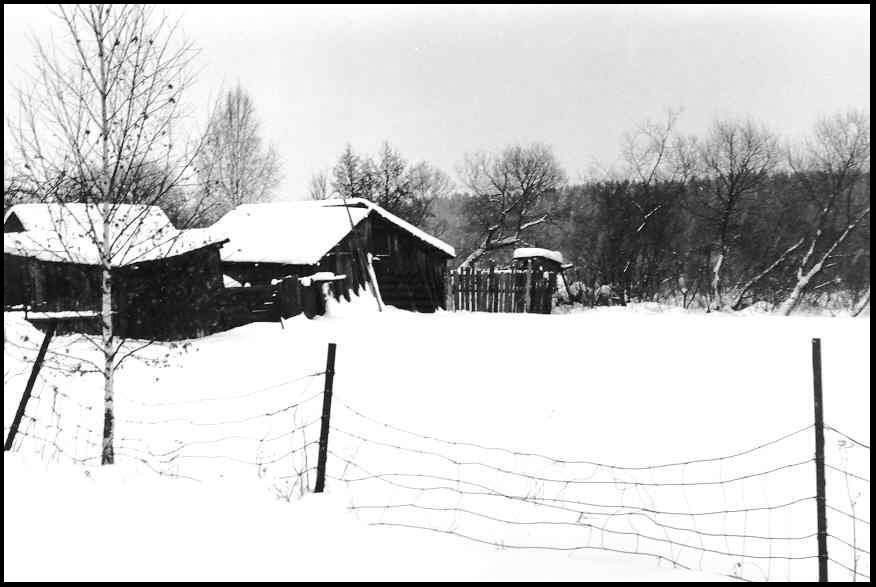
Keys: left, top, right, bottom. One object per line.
{"left": 4, "top": 320, "right": 57, "bottom": 452}
{"left": 811, "top": 338, "right": 828, "bottom": 582}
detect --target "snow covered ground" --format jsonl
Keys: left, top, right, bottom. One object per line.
{"left": 4, "top": 298, "right": 870, "bottom": 581}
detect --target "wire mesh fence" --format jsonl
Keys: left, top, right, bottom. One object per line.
{"left": 327, "top": 400, "right": 869, "bottom": 582}
{"left": 3, "top": 337, "right": 870, "bottom": 582}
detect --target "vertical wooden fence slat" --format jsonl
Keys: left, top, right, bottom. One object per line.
{"left": 524, "top": 259, "right": 533, "bottom": 313}
{"left": 444, "top": 266, "right": 558, "bottom": 315}
{"left": 472, "top": 269, "right": 477, "bottom": 312}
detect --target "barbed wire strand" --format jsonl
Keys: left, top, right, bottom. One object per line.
{"left": 828, "top": 557, "right": 871, "bottom": 580}
{"left": 330, "top": 425, "right": 814, "bottom": 488}
{"left": 349, "top": 503, "right": 821, "bottom": 543}
{"left": 122, "top": 391, "right": 324, "bottom": 427}
{"left": 824, "top": 463, "right": 870, "bottom": 484}
{"left": 825, "top": 425, "right": 871, "bottom": 450}
{"left": 825, "top": 504, "right": 871, "bottom": 526}
{"left": 327, "top": 451, "right": 818, "bottom": 519}
{"left": 826, "top": 533, "right": 871, "bottom": 556}
{"left": 339, "top": 401, "right": 814, "bottom": 471}
{"left": 119, "top": 371, "right": 325, "bottom": 409}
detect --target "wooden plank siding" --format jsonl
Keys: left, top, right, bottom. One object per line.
{"left": 218, "top": 213, "right": 450, "bottom": 314}
{"left": 4, "top": 244, "right": 228, "bottom": 340}
{"left": 445, "top": 267, "right": 557, "bottom": 314}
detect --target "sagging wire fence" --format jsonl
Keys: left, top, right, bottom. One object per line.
{"left": 3, "top": 324, "right": 332, "bottom": 498}
{"left": 326, "top": 403, "right": 869, "bottom": 582}
{"left": 3, "top": 332, "right": 870, "bottom": 582}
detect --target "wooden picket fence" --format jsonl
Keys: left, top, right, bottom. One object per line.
{"left": 445, "top": 265, "right": 557, "bottom": 314}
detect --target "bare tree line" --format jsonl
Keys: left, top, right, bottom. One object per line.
{"left": 430, "top": 110, "right": 869, "bottom": 315}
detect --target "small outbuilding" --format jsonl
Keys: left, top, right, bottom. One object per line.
{"left": 4, "top": 203, "right": 227, "bottom": 340}
{"left": 194, "top": 198, "right": 456, "bottom": 313}
{"left": 511, "top": 247, "right": 566, "bottom": 273}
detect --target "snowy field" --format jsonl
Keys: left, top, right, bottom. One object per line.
{"left": 4, "top": 299, "right": 870, "bottom": 582}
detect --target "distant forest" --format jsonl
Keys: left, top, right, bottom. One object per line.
{"left": 414, "top": 112, "right": 870, "bottom": 315}
{"left": 429, "top": 169, "right": 870, "bottom": 313}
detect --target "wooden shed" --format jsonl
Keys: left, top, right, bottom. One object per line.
{"left": 194, "top": 198, "right": 456, "bottom": 313}
{"left": 4, "top": 203, "right": 227, "bottom": 340}
{"left": 511, "top": 247, "right": 566, "bottom": 274}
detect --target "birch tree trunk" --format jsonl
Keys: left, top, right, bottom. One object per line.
{"left": 731, "top": 238, "right": 805, "bottom": 311}
{"left": 851, "top": 287, "right": 870, "bottom": 317}
{"left": 777, "top": 209, "right": 870, "bottom": 316}
{"left": 98, "top": 16, "right": 115, "bottom": 465}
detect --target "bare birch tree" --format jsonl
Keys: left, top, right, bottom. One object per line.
{"left": 196, "top": 84, "right": 282, "bottom": 222}
{"left": 457, "top": 143, "right": 566, "bottom": 268}
{"left": 777, "top": 111, "right": 870, "bottom": 315}
{"left": 851, "top": 286, "right": 870, "bottom": 317}
{"left": 7, "top": 4, "right": 203, "bottom": 464}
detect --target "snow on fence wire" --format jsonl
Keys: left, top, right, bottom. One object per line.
{"left": 325, "top": 400, "right": 869, "bottom": 582}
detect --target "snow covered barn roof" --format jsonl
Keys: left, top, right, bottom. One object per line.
{"left": 203, "top": 198, "right": 455, "bottom": 265}
{"left": 513, "top": 247, "right": 564, "bottom": 265}
{"left": 3, "top": 203, "right": 224, "bottom": 266}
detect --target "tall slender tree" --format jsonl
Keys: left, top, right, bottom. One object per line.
{"left": 196, "top": 84, "right": 282, "bottom": 223}
{"left": 8, "top": 4, "right": 202, "bottom": 464}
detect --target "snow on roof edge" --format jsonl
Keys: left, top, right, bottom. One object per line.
{"left": 322, "top": 198, "right": 456, "bottom": 258}
{"left": 206, "top": 204, "right": 371, "bottom": 265}
{"left": 4, "top": 227, "right": 227, "bottom": 267}
{"left": 206, "top": 198, "right": 455, "bottom": 264}
{"left": 513, "top": 247, "right": 564, "bottom": 264}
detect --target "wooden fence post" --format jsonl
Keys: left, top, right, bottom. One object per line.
{"left": 466, "top": 267, "right": 471, "bottom": 311}
{"left": 811, "top": 338, "right": 828, "bottom": 582}
{"left": 4, "top": 320, "right": 56, "bottom": 452}
{"left": 489, "top": 263, "right": 497, "bottom": 312}
{"left": 523, "top": 259, "right": 533, "bottom": 313}
{"left": 445, "top": 271, "right": 453, "bottom": 311}
{"left": 314, "top": 342, "right": 337, "bottom": 493}
{"left": 511, "top": 268, "right": 517, "bottom": 312}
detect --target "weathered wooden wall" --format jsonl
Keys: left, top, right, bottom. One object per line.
{"left": 114, "top": 246, "right": 225, "bottom": 339}
{"left": 219, "top": 213, "right": 451, "bottom": 313}
{"left": 5, "top": 245, "right": 228, "bottom": 340}
{"left": 368, "top": 216, "right": 448, "bottom": 312}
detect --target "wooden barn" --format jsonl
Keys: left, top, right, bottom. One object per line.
{"left": 194, "top": 198, "right": 456, "bottom": 313}
{"left": 4, "top": 203, "right": 228, "bottom": 340}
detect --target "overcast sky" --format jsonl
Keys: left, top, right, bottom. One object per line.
{"left": 3, "top": 4, "right": 871, "bottom": 199}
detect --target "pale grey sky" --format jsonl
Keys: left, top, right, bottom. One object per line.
{"left": 4, "top": 4, "right": 871, "bottom": 199}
